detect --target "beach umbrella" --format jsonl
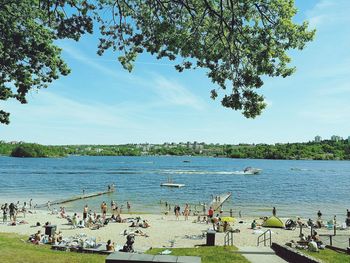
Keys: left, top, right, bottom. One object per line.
{"left": 221, "top": 216, "right": 235, "bottom": 223}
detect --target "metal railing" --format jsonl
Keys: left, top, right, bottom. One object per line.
{"left": 257, "top": 229, "right": 272, "bottom": 247}
{"left": 224, "top": 231, "right": 234, "bottom": 246}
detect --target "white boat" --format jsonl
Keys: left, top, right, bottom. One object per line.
{"left": 160, "top": 177, "right": 185, "bottom": 187}
{"left": 243, "top": 167, "right": 262, "bottom": 175}
{"left": 160, "top": 182, "right": 185, "bottom": 188}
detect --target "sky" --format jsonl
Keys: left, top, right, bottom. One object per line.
{"left": 2, "top": 0, "right": 350, "bottom": 145}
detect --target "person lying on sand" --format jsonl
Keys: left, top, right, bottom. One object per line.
{"left": 122, "top": 229, "right": 149, "bottom": 237}
{"left": 141, "top": 220, "right": 150, "bottom": 228}
{"left": 129, "top": 219, "right": 140, "bottom": 227}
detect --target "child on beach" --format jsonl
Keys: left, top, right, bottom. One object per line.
{"left": 251, "top": 220, "right": 257, "bottom": 229}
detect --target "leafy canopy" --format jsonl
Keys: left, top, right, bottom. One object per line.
{"left": 0, "top": 0, "right": 315, "bottom": 124}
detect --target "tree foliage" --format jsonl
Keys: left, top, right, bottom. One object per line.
{"left": 10, "top": 143, "right": 66, "bottom": 157}
{"left": 0, "top": 0, "right": 315, "bottom": 124}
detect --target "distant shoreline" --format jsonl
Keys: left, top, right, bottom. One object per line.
{"left": 1, "top": 154, "right": 349, "bottom": 161}
{"left": 1, "top": 140, "right": 350, "bottom": 160}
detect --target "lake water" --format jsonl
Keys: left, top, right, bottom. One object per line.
{"left": 0, "top": 156, "right": 349, "bottom": 221}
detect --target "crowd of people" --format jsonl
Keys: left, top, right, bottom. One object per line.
{"left": 24, "top": 199, "right": 144, "bottom": 253}
{"left": 1, "top": 200, "right": 35, "bottom": 225}
{"left": 54, "top": 201, "right": 134, "bottom": 230}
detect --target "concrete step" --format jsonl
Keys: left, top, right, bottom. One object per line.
{"left": 236, "top": 246, "right": 288, "bottom": 263}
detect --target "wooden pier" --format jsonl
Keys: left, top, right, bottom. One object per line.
{"left": 209, "top": 192, "right": 232, "bottom": 211}
{"left": 37, "top": 187, "right": 115, "bottom": 208}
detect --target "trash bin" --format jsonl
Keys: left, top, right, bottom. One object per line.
{"left": 45, "top": 225, "right": 57, "bottom": 236}
{"left": 206, "top": 230, "right": 216, "bottom": 246}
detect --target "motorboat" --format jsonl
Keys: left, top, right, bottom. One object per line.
{"left": 160, "top": 182, "right": 185, "bottom": 188}
{"left": 243, "top": 167, "right": 262, "bottom": 175}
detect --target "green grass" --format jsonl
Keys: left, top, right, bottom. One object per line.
{"left": 0, "top": 233, "right": 106, "bottom": 263}
{"left": 146, "top": 246, "right": 250, "bottom": 263}
{"left": 302, "top": 249, "right": 350, "bottom": 263}
{"left": 0, "top": 232, "right": 250, "bottom": 263}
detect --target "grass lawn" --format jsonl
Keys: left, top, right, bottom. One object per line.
{"left": 146, "top": 246, "right": 250, "bottom": 263}
{"left": 302, "top": 249, "right": 350, "bottom": 263}
{"left": 0, "top": 233, "right": 107, "bottom": 263}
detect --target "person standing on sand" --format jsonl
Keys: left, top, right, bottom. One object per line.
{"left": 9, "top": 203, "right": 15, "bottom": 221}
{"left": 202, "top": 203, "right": 207, "bottom": 216}
{"left": 184, "top": 203, "right": 190, "bottom": 221}
{"left": 29, "top": 199, "right": 33, "bottom": 210}
{"left": 22, "top": 202, "right": 27, "bottom": 218}
{"left": 101, "top": 201, "right": 105, "bottom": 214}
{"left": 317, "top": 210, "right": 322, "bottom": 219}
{"left": 272, "top": 207, "right": 276, "bottom": 216}
{"left": 83, "top": 205, "right": 88, "bottom": 222}
{"left": 174, "top": 205, "right": 180, "bottom": 220}
{"left": 208, "top": 206, "right": 214, "bottom": 220}
{"left": 101, "top": 202, "right": 107, "bottom": 218}
{"left": 72, "top": 213, "right": 78, "bottom": 228}
{"left": 1, "top": 203, "right": 8, "bottom": 223}
{"left": 127, "top": 201, "right": 131, "bottom": 213}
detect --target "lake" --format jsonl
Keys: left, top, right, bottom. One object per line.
{"left": 0, "top": 156, "right": 349, "bottom": 221}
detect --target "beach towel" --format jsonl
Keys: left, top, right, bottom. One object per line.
{"left": 160, "top": 249, "right": 172, "bottom": 255}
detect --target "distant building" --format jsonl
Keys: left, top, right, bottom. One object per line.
{"left": 331, "top": 135, "right": 342, "bottom": 142}
{"left": 314, "top": 135, "right": 322, "bottom": 142}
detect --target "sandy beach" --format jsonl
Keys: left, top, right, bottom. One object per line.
{"left": 1, "top": 208, "right": 347, "bottom": 251}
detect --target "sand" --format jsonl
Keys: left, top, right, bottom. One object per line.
{"left": 2, "top": 209, "right": 347, "bottom": 251}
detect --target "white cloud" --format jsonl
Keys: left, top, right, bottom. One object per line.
{"left": 3, "top": 90, "right": 140, "bottom": 129}
{"left": 62, "top": 43, "right": 205, "bottom": 111}
{"left": 317, "top": 82, "right": 350, "bottom": 96}
{"left": 307, "top": 0, "right": 350, "bottom": 28}
{"left": 62, "top": 44, "right": 132, "bottom": 81}
{"left": 150, "top": 74, "right": 206, "bottom": 110}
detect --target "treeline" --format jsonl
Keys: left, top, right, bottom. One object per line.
{"left": 223, "top": 140, "right": 350, "bottom": 160}
{"left": 1, "top": 140, "right": 350, "bottom": 160}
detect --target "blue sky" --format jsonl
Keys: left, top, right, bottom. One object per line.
{"left": 2, "top": 0, "right": 350, "bottom": 145}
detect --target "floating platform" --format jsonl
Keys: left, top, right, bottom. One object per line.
{"left": 37, "top": 188, "right": 115, "bottom": 208}
{"left": 160, "top": 183, "right": 185, "bottom": 188}
{"left": 209, "top": 192, "right": 232, "bottom": 211}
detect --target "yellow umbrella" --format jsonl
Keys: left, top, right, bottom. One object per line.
{"left": 221, "top": 216, "right": 235, "bottom": 223}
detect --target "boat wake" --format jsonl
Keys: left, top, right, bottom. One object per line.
{"left": 157, "top": 169, "right": 250, "bottom": 175}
